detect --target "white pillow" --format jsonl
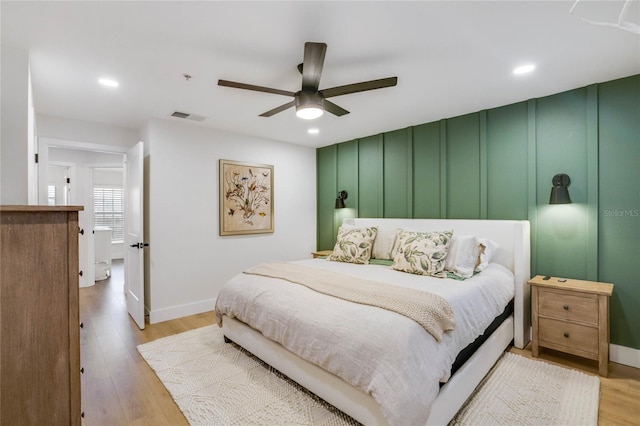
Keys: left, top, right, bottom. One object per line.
{"left": 475, "top": 238, "right": 500, "bottom": 272}
{"left": 445, "top": 234, "right": 481, "bottom": 279}
{"left": 372, "top": 228, "right": 398, "bottom": 260}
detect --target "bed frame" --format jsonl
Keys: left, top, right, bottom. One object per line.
{"left": 222, "top": 218, "right": 531, "bottom": 425}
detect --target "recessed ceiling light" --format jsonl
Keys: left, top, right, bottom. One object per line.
{"left": 98, "top": 78, "right": 119, "bottom": 88}
{"left": 513, "top": 64, "right": 536, "bottom": 75}
{"left": 308, "top": 128, "right": 320, "bottom": 135}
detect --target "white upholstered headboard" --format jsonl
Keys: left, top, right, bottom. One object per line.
{"left": 343, "top": 218, "right": 531, "bottom": 348}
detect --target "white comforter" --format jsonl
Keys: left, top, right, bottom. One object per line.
{"left": 215, "top": 259, "right": 515, "bottom": 426}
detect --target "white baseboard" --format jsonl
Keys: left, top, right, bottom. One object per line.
{"left": 610, "top": 343, "right": 640, "bottom": 369}
{"left": 148, "top": 297, "right": 216, "bottom": 324}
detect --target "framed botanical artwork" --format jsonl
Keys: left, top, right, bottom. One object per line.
{"left": 219, "top": 159, "right": 274, "bottom": 236}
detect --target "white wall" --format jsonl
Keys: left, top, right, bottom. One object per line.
{"left": 1, "top": 46, "right": 30, "bottom": 204}
{"left": 145, "top": 119, "right": 317, "bottom": 323}
{"left": 37, "top": 114, "right": 138, "bottom": 148}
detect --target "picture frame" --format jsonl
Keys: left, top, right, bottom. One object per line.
{"left": 219, "top": 159, "right": 274, "bottom": 236}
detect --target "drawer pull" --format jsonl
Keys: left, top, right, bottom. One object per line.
{"left": 81, "top": 367, "right": 84, "bottom": 374}
{"left": 563, "top": 305, "right": 569, "bottom": 310}
{"left": 563, "top": 332, "right": 570, "bottom": 338}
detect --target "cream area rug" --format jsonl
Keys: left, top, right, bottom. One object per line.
{"left": 137, "top": 325, "right": 600, "bottom": 426}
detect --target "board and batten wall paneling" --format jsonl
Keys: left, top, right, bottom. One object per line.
{"left": 598, "top": 75, "right": 640, "bottom": 349}
{"left": 446, "top": 113, "right": 481, "bottom": 219}
{"left": 486, "top": 102, "right": 529, "bottom": 220}
{"left": 337, "top": 140, "right": 359, "bottom": 208}
{"left": 358, "top": 135, "right": 384, "bottom": 219}
{"left": 535, "top": 88, "right": 591, "bottom": 280}
{"left": 317, "top": 145, "right": 337, "bottom": 250}
{"left": 383, "top": 128, "right": 413, "bottom": 218}
{"left": 413, "top": 122, "right": 442, "bottom": 218}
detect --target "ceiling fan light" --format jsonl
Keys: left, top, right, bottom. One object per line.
{"left": 296, "top": 106, "right": 324, "bottom": 120}
{"left": 295, "top": 91, "right": 324, "bottom": 120}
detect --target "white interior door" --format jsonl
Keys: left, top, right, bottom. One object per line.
{"left": 125, "top": 142, "right": 145, "bottom": 329}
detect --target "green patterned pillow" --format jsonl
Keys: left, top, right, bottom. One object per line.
{"left": 329, "top": 226, "right": 379, "bottom": 264}
{"left": 392, "top": 229, "right": 453, "bottom": 277}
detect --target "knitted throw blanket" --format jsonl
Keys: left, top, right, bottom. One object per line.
{"left": 244, "top": 262, "right": 456, "bottom": 341}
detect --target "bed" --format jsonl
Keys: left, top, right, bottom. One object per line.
{"left": 215, "top": 218, "right": 530, "bottom": 425}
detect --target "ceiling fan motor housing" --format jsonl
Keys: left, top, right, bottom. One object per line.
{"left": 295, "top": 91, "right": 324, "bottom": 109}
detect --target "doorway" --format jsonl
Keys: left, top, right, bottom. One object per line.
{"left": 38, "top": 137, "right": 146, "bottom": 330}
{"left": 46, "top": 162, "right": 74, "bottom": 206}
{"left": 39, "top": 137, "right": 128, "bottom": 288}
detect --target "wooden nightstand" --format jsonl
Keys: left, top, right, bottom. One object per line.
{"left": 311, "top": 250, "right": 333, "bottom": 259}
{"left": 529, "top": 275, "right": 614, "bottom": 376}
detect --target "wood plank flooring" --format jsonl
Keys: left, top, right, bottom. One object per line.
{"left": 80, "top": 261, "right": 640, "bottom": 425}
{"left": 80, "top": 260, "right": 212, "bottom": 425}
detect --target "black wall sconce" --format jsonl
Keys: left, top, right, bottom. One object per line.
{"left": 335, "top": 190, "right": 348, "bottom": 209}
{"left": 549, "top": 173, "right": 572, "bottom": 204}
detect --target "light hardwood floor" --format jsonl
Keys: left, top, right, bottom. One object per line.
{"left": 80, "top": 261, "right": 640, "bottom": 425}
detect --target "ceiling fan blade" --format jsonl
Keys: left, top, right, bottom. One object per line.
{"left": 323, "top": 100, "right": 350, "bottom": 117}
{"left": 301, "top": 42, "right": 327, "bottom": 92}
{"left": 259, "top": 100, "right": 296, "bottom": 117}
{"left": 218, "top": 79, "right": 295, "bottom": 97}
{"left": 321, "top": 76, "right": 398, "bottom": 98}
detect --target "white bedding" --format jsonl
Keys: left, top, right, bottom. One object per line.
{"left": 215, "top": 258, "right": 515, "bottom": 426}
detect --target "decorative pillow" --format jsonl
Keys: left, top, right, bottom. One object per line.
{"left": 391, "top": 229, "right": 453, "bottom": 277}
{"left": 371, "top": 228, "right": 398, "bottom": 260}
{"left": 390, "top": 227, "right": 417, "bottom": 259}
{"left": 475, "top": 238, "right": 500, "bottom": 272}
{"left": 329, "top": 226, "right": 378, "bottom": 264}
{"left": 445, "top": 235, "right": 481, "bottom": 279}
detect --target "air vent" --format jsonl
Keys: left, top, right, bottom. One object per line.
{"left": 170, "top": 111, "right": 206, "bottom": 122}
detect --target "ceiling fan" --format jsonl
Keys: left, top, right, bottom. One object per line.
{"left": 218, "top": 42, "right": 398, "bottom": 120}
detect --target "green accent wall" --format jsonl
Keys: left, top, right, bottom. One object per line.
{"left": 317, "top": 74, "right": 640, "bottom": 350}
{"left": 598, "top": 76, "right": 640, "bottom": 350}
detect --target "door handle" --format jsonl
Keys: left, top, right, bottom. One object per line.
{"left": 130, "top": 243, "right": 149, "bottom": 249}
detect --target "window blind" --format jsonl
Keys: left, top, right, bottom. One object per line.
{"left": 93, "top": 186, "right": 124, "bottom": 241}
{"left": 47, "top": 185, "right": 56, "bottom": 206}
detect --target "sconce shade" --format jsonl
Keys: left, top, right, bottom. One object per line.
{"left": 335, "top": 190, "right": 348, "bottom": 209}
{"left": 549, "top": 173, "right": 572, "bottom": 204}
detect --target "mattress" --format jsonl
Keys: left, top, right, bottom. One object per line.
{"left": 215, "top": 258, "right": 515, "bottom": 425}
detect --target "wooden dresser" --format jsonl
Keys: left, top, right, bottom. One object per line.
{"left": 1, "top": 205, "right": 84, "bottom": 425}
{"left": 529, "top": 275, "right": 614, "bottom": 376}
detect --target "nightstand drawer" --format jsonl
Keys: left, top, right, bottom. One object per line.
{"left": 538, "top": 288, "right": 598, "bottom": 325}
{"left": 538, "top": 317, "right": 598, "bottom": 355}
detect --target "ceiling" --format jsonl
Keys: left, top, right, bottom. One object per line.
{"left": 2, "top": 1, "right": 639, "bottom": 148}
